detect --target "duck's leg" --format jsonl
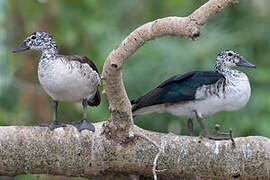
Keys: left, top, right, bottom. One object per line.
{"left": 194, "top": 111, "right": 230, "bottom": 140}
{"left": 40, "top": 100, "right": 66, "bottom": 130}
{"left": 71, "top": 99, "right": 95, "bottom": 132}
{"left": 187, "top": 118, "right": 194, "bottom": 136}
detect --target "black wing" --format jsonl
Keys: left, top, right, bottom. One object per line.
{"left": 65, "top": 55, "right": 99, "bottom": 73}
{"left": 131, "top": 71, "right": 224, "bottom": 112}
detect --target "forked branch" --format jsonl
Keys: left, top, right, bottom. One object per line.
{"left": 102, "top": 0, "right": 239, "bottom": 138}
{"left": 2, "top": 0, "right": 269, "bottom": 179}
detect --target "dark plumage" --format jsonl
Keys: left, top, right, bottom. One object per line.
{"left": 132, "top": 71, "right": 224, "bottom": 112}
{"left": 88, "top": 90, "right": 101, "bottom": 107}
{"left": 66, "top": 55, "right": 100, "bottom": 73}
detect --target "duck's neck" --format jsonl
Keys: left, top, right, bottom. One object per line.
{"left": 41, "top": 42, "right": 58, "bottom": 60}
{"left": 214, "top": 64, "right": 232, "bottom": 74}
{"left": 215, "top": 63, "right": 243, "bottom": 81}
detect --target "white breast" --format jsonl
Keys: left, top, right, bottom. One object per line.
{"left": 38, "top": 58, "right": 100, "bottom": 102}
{"left": 221, "top": 72, "right": 251, "bottom": 112}
{"left": 167, "top": 71, "right": 251, "bottom": 118}
{"left": 134, "top": 71, "right": 251, "bottom": 119}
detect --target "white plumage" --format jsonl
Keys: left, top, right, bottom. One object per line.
{"left": 168, "top": 71, "right": 251, "bottom": 118}
{"left": 13, "top": 31, "right": 100, "bottom": 132}
{"left": 38, "top": 57, "right": 100, "bottom": 102}
{"left": 132, "top": 70, "right": 251, "bottom": 118}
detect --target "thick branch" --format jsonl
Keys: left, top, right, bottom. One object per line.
{"left": 0, "top": 125, "right": 269, "bottom": 179}
{"left": 102, "top": 0, "right": 239, "bottom": 136}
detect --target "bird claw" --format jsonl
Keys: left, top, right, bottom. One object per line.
{"left": 71, "top": 119, "right": 95, "bottom": 132}
{"left": 202, "top": 133, "right": 231, "bottom": 140}
{"left": 214, "top": 124, "right": 235, "bottom": 145}
{"left": 214, "top": 124, "right": 230, "bottom": 136}
{"left": 200, "top": 124, "right": 235, "bottom": 145}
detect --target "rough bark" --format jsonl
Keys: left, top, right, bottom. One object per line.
{"left": 3, "top": 0, "right": 270, "bottom": 179}
{"left": 102, "top": 0, "right": 239, "bottom": 140}
{"left": 0, "top": 124, "right": 269, "bottom": 180}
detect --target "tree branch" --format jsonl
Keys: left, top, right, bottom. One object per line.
{"left": 0, "top": 125, "right": 269, "bottom": 179}
{"left": 102, "top": 0, "right": 239, "bottom": 139}
{"left": 4, "top": 0, "right": 269, "bottom": 179}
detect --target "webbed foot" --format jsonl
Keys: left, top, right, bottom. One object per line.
{"left": 71, "top": 119, "right": 95, "bottom": 132}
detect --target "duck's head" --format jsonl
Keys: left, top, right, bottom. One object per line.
{"left": 215, "top": 50, "right": 256, "bottom": 70}
{"left": 13, "top": 32, "right": 57, "bottom": 53}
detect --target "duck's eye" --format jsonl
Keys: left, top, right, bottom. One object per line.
{"left": 228, "top": 52, "right": 233, "bottom": 56}
{"left": 31, "top": 36, "right": 36, "bottom": 40}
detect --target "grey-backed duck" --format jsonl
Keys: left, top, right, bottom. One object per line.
{"left": 13, "top": 31, "right": 100, "bottom": 132}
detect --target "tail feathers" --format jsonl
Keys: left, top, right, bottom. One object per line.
{"left": 131, "top": 98, "right": 140, "bottom": 112}
{"left": 132, "top": 105, "right": 138, "bottom": 113}
{"left": 131, "top": 98, "right": 139, "bottom": 105}
{"left": 87, "top": 90, "right": 101, "bottom": 106}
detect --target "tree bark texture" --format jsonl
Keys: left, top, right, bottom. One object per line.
{"left": 3, "top": 0, "right": 270, "bottom": 179}
{"left": 0, "top": 124, "right": 269, "bottom": 179}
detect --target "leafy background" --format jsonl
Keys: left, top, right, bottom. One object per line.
{"left": 0, "top": 0, "right": 269, "bottom": 179}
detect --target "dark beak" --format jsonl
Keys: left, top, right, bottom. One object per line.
{"left": 13, "top": 42, "right": 30, "bottom": 53}
{"left": 236, "top": 57, "right": 256, "bottom": 68}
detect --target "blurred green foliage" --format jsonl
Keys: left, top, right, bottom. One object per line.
{"left": 2, "top": 0, "right": 270, "bottom": 136}
{"left": 0, "top": 0, "right": 270, "bottom": 178}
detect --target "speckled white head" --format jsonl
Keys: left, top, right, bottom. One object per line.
{"left": 215, "top": 50, "right": 256, "bottom": 69}
{"left": 215, "top": 50, "right": 256, "bottom": 70}
{"left": 13, "top": 32, "right": 57, "bottom": 53}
